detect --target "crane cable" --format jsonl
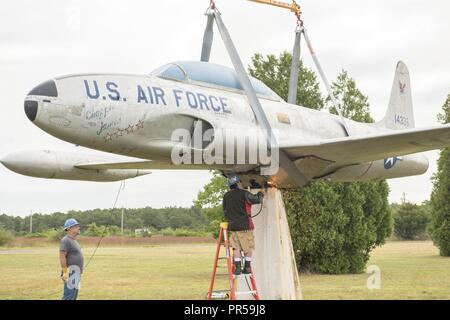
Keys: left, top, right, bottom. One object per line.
{"left": 84, "top": 180, "right": 126, "bottom": 269}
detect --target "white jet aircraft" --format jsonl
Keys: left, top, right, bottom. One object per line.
{"left": 1, "top": 60, "right": 449, "bottom": 188}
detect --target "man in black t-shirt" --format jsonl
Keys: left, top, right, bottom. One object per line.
{"left": 223, "top": 174, "right": 264, "bottom": 275}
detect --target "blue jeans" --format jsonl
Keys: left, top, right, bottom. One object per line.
{"left": 61, "top": 270, "right": 81, "bottom": 300}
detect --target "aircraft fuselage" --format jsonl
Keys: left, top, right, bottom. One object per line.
{"left": 21, "top": 70, "right": 428, "bottom": 187}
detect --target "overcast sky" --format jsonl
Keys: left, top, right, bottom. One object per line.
{"left": 1, "top": 0, "right": 449, "bottom": 217}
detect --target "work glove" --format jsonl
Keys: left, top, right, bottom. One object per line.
{"left": 60, "top": 267, "right": 68, "bottom": 282}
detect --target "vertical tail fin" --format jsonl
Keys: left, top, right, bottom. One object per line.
{"left": 379, "top": 61, "right": 415, "bottom": 130}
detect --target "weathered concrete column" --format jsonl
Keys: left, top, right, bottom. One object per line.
{"left": 236, "top": 188, "right": 302, "bottom": 300}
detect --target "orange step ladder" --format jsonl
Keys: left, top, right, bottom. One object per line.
{"left": 207, "top": 222, "right": 260, "bottom": 300}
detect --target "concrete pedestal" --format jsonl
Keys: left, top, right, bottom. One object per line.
{"left": 236, "top": 188, "right": 302, "bottom": 300}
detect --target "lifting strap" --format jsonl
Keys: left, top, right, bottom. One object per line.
{"left": 200, "top": 11, "right": 215, "bottom": 62}
{"left": 301, "top": 26, "right": 351, "bottom": 135}
{"left": 213, "top": 8, "right": 309, "bottom": 186}
{"left": 198, "top": 3, "right": 310, "bottom": 186}
{"left": 287, "top": 27, "right": 302, "bottom": 104}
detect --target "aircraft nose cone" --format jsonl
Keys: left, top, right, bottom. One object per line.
{"left": 24, "top": 100, "right": 38, "bottom": 122}
{"left": 28, "top": 80, "right": 58, "bottom": 97}
{"left": 25, "top": 79, "right": 57, "bottom": 122}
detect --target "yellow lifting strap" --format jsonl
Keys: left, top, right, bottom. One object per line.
{"left": 247, "top": 0, "right": 301, "bottom": 20}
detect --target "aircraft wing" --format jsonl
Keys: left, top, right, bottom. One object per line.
{"left": 280, "top": 124, "right": 450, "bottom": 165}
{"left": 75, "top": 125, "right": 450, "bottom": 172}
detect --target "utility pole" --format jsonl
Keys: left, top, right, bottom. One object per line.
{"left": 29, "top": 210, "right": 33, "bottom": 234}
{"left": 121, "top": 207, "right": 124, "bottom": 234}
{"left": 401, "top": 192, "right": 408, "bottom": 204}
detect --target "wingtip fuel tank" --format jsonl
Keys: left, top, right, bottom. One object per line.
{"left": 0, "top": 150, "right": 151, "bottom": 182}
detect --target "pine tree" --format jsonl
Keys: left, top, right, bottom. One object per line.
{"left": 284, "top": 67, "right": 392, "bottom": 274}
{"left": 429, "top": 94, "right": 450, "bottom": 256}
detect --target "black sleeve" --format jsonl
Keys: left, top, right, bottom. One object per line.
{"left": 222, "top": 196, "right": 229, "bottom": 221}
{"left": 244, "top": 191, "right": 264, "bottom": 204}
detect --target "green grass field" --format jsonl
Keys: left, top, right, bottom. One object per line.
{"left": 0, "top": 241, "right": 449, "bottom": 300}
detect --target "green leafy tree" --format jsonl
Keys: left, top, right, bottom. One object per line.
{"left": 393, "top": 202, "right": 430, "bottom": 240}
{"left": 193, "top": 171, "right": 228, "bottom": 237}
{"left": 0, "top": 228, "right": 14, "bottom": 246}
{"left": 249, "top": 52, "right": 324, "bottom": 110}
{"left": 429, "top": 94, "right": 450, "bottom": 256}
{"left": 194, "top": 171, "right": 228, "bottom": 209}
{"left": 327, "top": 70, "right": 373, "bottom": 123}
{"left": 84, "top": 223, "right": 107, "bottom": 237}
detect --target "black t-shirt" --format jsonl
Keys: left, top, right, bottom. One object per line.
{"left": 222, "top": 188, "right": 263, "bottom": 231}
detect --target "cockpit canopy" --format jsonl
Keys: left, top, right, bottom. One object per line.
{"left": 151, "top": 61, "right": 281, "bottom": 100}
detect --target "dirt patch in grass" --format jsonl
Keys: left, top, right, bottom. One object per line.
{"left": 8, "top": 235, "right": 216, "bottom": 247}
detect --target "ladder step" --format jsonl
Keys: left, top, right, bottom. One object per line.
{"left": 233, "top": 274, "right": 254, "bottom": 278}
{"left": 210, "top": 292, "right": 229, "bottom": 299}
{"left": 218, "top": 257, "right": 228, "bottom": 260}
{"left": 208, "top": 290, "right": 230, "bottom": 300}
{"left": 235, "top": 291, "right": 257, "bottom": 295}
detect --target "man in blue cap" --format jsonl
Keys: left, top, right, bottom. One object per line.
{"left": 223, "top": 174, "right": 264, "bottom": 276}
{"left": 60, "top": 218, "right": 84, "bottom": 300}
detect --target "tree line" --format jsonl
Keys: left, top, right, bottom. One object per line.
{"left": 0, "top": 200, "right": 439, "bottom": 241}
{"left": 0, "top": 206, "right": 209, "bottom": 235}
